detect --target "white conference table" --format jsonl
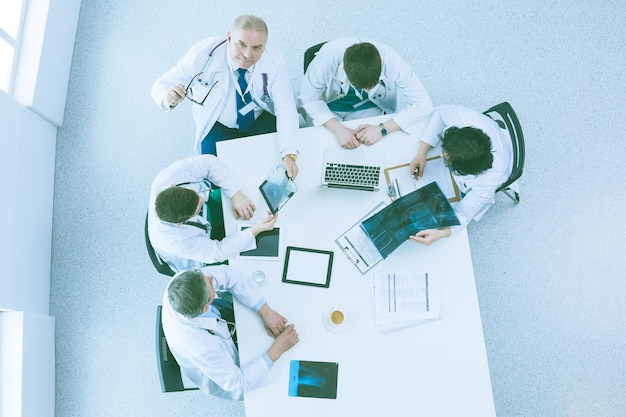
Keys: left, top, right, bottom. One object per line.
{"left": 217, "top": 116, "right": 495, "bottom": 417}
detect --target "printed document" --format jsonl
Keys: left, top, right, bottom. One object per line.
{"left": 372, "top": 272, "right": 440, "bottom": 325}
{"left": 385, "top": 156, "right": 460, "bottom": 202}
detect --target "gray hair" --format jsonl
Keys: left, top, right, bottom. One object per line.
{"left": 167, "top": 269, "right": 210, "bottom": 318}
{"left": 232, "top": 14, "right": 268, "bottom": 36}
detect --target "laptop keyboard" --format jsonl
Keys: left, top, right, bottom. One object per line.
{"left": 324, "top": 163, "right": 380, "bottom": 188}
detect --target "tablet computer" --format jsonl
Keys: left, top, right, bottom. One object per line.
{"left": 282, "top": 246, "right": 334, "bottom": 288}
{"left": 259, "top": 165, "right": 297, "bottom": 214}
{"left": 237, "top": 224, "right": 283, "bottom": 260}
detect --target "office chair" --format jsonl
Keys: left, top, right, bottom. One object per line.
{"left": 483, "top": 102, "right": 525, "bottom": 203}
{"left": 303, "top": 41, "right": 328, "bottom": 73}
{"left": 145, "top": 212, "right": 176, "bottom": 277}
{"left": 155, "top": 305, "right": 199, "bottom": 392}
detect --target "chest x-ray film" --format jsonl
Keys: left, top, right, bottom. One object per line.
{"left": 288, "top": 360, "right": 339, "bottom": 399}
{"left": 361, "top": 182, "right": 460, "bottom": 258}
{"left": 259, "top": 165, "right": 297, "bottom": 214}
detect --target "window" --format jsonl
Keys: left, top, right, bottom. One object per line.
{"left": 0, "top": 0, "right": 27, "bottom": 94}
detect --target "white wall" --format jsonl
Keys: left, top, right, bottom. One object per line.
{"left": 0, "top": 312, "right": 55, "bottom": 417}
{"left": 0, "top": 0, "right": 81, "bottom": 416}
{"left": 0, "top": 93, "right": 56, "bottom": 315}
{"left": 15, "top": 0, "right": 81, "bottom": 126}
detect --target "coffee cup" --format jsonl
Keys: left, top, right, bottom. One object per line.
{"left": 329, "top": 309, "right": 345, "bottom": 326}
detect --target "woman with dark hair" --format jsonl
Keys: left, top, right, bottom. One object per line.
{"left": 408, "top": 105, "right": 514, "bottom": 245}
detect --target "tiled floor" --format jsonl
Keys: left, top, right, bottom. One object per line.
{"left": 50, "top": 1, "right": 626, "bottom": 416}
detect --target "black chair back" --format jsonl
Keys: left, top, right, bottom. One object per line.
{"left": 483, "top": 102, "right": 525, "bottom": 192}
{"left": 156, "top": 306, "right": 198, "bottom": 392}
{"left": 303, "top": 41, "right": 328, "bottom": 74}
{"left": 145, "top": 212, "right": 176, "bottom": 277}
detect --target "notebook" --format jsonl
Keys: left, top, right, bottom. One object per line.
{"left": 320, "top": 148, "right": 384, "bottom": 191}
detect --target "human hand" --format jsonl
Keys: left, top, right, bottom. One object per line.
{"left": 409, "top": 153, "right": 427, "bottom": 179}
{"left": 266, "top": 324, "right": 299, "bottom": 362}
{"left": 282, "top": 156, "right": 299, "bottom": 180}
{"left": 409, "top": 228, "right": 451, "bottom": 246}
{"left": 258, "top": 304, "right": 288, "bottom": 337}
{"left": 231, "top": 191, "right": 256, "bottom": 220}
{"left": 250, "top": 212, "right": 278, "bottom": 236}
{"left": 336, "top": 126, "right": 360, "bottom": 149}
{"left": 166, "top": 84, "right": 187, "bottom": 108}
{"left": 355, "top": 124, "right": 384, "bottom": 146}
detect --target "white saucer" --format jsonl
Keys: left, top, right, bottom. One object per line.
{"left": 323, "top": 306, "right": 349, "bottom": 332}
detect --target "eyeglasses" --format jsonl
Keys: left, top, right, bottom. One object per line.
{"left": 185, "top": 73, "right": 219, "bottom": 106}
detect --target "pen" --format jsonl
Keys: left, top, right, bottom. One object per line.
{"left": 413, "top": 167, "right": 420, "bottom": 177}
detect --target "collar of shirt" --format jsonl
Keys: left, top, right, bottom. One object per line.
{"left": 226, "top": 46, "right": 257, "bottom": 97}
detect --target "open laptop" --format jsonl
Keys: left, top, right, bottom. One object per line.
{"left": 320, "top": 148, "right": 384, "bottom": 191}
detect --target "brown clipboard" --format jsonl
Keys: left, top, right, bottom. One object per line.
{"left": 384, "top": 155, "right": 461, "bottom": 202}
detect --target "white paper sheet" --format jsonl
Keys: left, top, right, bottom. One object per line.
{"left": 385, "top": 156, "right": 459, "bottom": 201}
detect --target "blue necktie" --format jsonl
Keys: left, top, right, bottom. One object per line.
{"left": 236, "top": 68, "right": 255, "bottom": 131}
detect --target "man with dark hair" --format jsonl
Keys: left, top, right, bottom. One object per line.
{"left": 161, "top": 265, "right": 299, "bottom": 400}
{"left": 299, "top": 37, "right": 432, "bottom": 149}
{"left": 408, "top": 105, "right": 514, "bottom": 246}
{"left": 152, "top": 15, "right": 299, "bottom": 179}
{"left": 148, "top": 154, "right": 277, "bottom": 272}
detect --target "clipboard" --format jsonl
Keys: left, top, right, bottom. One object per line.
{"left": 335, "top": 202, "right": 387, "bottom": 275}
{"left": 384, "top": 155, "right": 460, "bottom": 202}
{"left": 337, "top": 183, "right": 459, "bottom": 273}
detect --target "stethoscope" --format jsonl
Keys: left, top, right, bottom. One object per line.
{"left": 207, "top": 318, "right": 237, "bottom": 340}
{"left": 192, "top": 39, "right": 272, "bottom": 107}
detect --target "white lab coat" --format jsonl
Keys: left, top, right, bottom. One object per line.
{"left": 148, "top": 155, "right": 256, "bottom": 272}
{"left": 298, "top": 37, "right": 433, "bottom": 133}
{"left": 161, "top": 265, "right": 271, "bottom": 401}
{"left": 152, "top": 36, "right": 299, "bottom": 157}
{"left": 419, "top": 105, "right": 513, "bottom": 233}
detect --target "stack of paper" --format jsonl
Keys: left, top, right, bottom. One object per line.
{"left": 371, "top": 272, "right": 441, "bottom": 333}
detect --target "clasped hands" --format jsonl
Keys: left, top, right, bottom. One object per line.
{"left": 337, "top": 124, "right": 384, "bottom": 149}
{"left": 258, "top": 304, "right": 299, "bottom": 361}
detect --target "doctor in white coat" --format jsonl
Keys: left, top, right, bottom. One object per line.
{"left": 148, "top": 154, "right": 277, "bottom": 273}
{"left": 298, "top": 37, "right": 433, "bottom": 149}
{"left": 152, "top": 15, "right": 299, "bottom": 178}
{"left": 408, "top": 105, "right": 514, "bottom": 246}
{"left": 161, "top": 265, "right": 299, "bottom": 401}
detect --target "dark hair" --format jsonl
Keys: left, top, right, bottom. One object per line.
{"left": 155, "top": 186, "right": 199, "bottom": 223}
{"left": 343, "top": 42, "right": 382, "bottom": 90}
{"left": 168, "top": 269, "right": 210, "bottom": 318}
{"left": 441, "top": 126, "right": 494, "bottom": 176}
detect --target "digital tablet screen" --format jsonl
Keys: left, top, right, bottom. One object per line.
{"left": 259, "top": 165, "right": 297, "bottom": 214}
{"left": 238, "top": 225, "right": 282, "bottom": 260}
